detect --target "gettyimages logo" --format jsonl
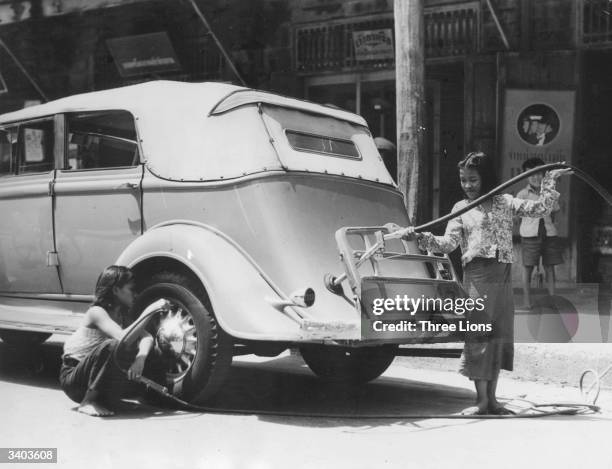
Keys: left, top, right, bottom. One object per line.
{"left": 362, "top": 294, "right": 492, "bottom": 340}
{"left": 362, "top": 285, "right": 609, "bottom": 342}
{"left": 371, "top": 295, "right": 486, "bottom": 316}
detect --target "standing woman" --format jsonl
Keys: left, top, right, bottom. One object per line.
{"left": 399, "top": 152, "right": 570, "bottom": 415}
{"left": 59, "top": 265, "right": 164, "bottom": 417}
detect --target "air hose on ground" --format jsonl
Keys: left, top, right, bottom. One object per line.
{"left": 114, "top": 162, "right": 610, "bottom": 419}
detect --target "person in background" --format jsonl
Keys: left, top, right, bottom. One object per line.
{"left": 517, "top": 157, "right": 563, "bottom": 309}
{"left": 395, "top": 152, "right": 571, "bottom": 415}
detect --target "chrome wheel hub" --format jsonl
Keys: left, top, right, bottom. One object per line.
{"left": 154, "top": 302, "right": 198, "bottom": 380}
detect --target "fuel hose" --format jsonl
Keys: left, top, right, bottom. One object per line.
{"left": 414, "top": 162, "right": 611, "bottom": 232}
{"left": 113, "top": 162, "right": 610, "bottom": 419}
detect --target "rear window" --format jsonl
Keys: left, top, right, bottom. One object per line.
{"left": 285, "top": 130, "right": 360, "bottom": 159}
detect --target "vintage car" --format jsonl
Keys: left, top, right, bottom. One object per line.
{"left": 0, "top": 81, "right": 464, "bottom": 402}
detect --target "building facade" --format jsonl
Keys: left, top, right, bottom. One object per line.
{"left": 0, "top": 0, "right": 611, "bottom": 289}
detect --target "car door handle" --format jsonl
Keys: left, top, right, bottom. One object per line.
{"left": 115, "top": 182, "right": 139, "bottom": 190}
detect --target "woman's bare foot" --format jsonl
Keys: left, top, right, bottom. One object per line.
{"left": 488, "top": 404, "right": 516, "bottom": 415}
{"left": 77, "top": 401, "right": 115, "bottom": 417}
{"left": 460, "top": 405, "right": 489, "bottom": 416}
{"left": 461, "top": 398, "right": 488, "bottom": 415}
{"left": 487, "top": 397, "right": 516, "bottom": 415}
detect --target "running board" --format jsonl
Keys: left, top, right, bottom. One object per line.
{"left": 0, "top": 295, "right": 88, "bottom": 335}
{"left": 0, "top": 320, "right": 74, "bottom": 335}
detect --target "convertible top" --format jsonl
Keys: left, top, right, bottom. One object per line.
{"left": 0, "top": 80, "right": 366, "bottom": 127}
{"left": 0, "top": 81, "right": 393, "bottom": 185}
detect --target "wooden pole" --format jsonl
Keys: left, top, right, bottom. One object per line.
{"left": 394, "top": 0, "right": 426, "bottom": 224}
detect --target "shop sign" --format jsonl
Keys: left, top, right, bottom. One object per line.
{"left": 352, "top": 29, "right": 394, "bottom": 61}
{"left": 500, "top": 89, "right": 576, "bottom": 237}
{"left": 106, "top": 32, "right": 181, "bottom": 78}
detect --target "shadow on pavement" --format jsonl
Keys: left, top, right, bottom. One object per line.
{"left": 0, "top": 340, "right": 64, "bottom": 390}
{"left": 0, "top": 341, "right": 599, "bottom": 427}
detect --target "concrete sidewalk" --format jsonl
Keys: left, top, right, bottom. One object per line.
{"left": 396, "top": 343, "right": 612, "bottom": 391}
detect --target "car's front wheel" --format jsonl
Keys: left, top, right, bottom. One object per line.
{"left": 299, "top": 344, "right": 397, "bottom": 384}
{"left": 133, "top": 272, "right": 233, "bottom": 403}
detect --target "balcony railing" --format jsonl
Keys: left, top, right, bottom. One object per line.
{"left": 581, "top": 0, "right": 612, "bottom": 45}
{"left": 425, "top": 3, "right": 480, "bottom": 58}
{"left": 294, "top": 2, "right": 480, "bottom": 73}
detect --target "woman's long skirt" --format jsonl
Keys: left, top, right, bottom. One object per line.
{"left": 459, "top": 258, "right": 514, "bottom": 381}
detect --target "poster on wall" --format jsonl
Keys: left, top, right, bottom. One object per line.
{"left": 500, "top": 89, "right": 576, "bottom": 237}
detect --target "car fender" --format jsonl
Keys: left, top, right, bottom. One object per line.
{"left": 115, "top": 221, "right": 305, "bottom": 341}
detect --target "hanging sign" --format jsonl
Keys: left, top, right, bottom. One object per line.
{"left": 352, "top": 29, "right": 394, "bottom": 61}
{"left": 106, "top": 32, "right": 181, "bottom": 77}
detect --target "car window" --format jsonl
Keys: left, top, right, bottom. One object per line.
{"left": 0, "top": 127, "right": 18, "bottom": 176}
{"left": 18, "top": 120, "right": 55, "bottom": 174}
{"left": 65, "top": 111, "right": 139, "bottom": 170}
{"left": 286, "top": 130, "right": 361, "bottom": 159}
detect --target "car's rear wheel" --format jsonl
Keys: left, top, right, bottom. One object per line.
{"left": 299, "top": 344, "right": 397, "bottom": 384}
{"left": 133, "top": 272, "right": 233, "bottom": 404}
{"left": 0, "top": 330, "right": 51, "bottom": 346}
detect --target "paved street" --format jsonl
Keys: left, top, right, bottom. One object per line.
{"left": 1, "top": 336, "right": 612, "bottom": 469}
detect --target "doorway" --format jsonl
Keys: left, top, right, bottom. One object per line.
{"left": 579, "top": 50, "right": 612, "bottom": 286}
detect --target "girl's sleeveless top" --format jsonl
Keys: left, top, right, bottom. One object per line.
{"left": 63, "top": 325, "right": 109, "bottom": 361}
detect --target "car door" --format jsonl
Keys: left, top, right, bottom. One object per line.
{"left": 53, "top": 110, "right": 144, "bottom": 295}
{"left": 0, "top": 117, "right": 62, "bottom": 293}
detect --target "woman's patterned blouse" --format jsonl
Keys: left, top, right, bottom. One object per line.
{"left": 417, "top": 173, "right": 560, "bottom": 264}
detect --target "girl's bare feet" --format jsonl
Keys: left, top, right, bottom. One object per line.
{"left": 77, "top": 401, "right": 114, "bottom": 417}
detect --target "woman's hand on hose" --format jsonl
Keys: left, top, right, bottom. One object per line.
{"left": 127, "top": 356, "right": 146, "bottom": 381}
{"left": 120, "top": 300, "right": 169, "bottom": 343}
{"left": 399, "top": 226, "right": 418, "bottom": 240}
{"left": 384, "top": 223, "right": 418, "bottom": 241}
{"left": 138, "top": 298, "right": 172, "bottom": 320}
{"left": 546, "top": 163, "right": 573, "bottom": 180}
{"left": 126, "top": 334, "right": 153, "bottom": 380}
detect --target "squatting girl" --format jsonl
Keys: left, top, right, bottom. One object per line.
{"left": 59, "top": 265, "right": 164, "bottom": 416}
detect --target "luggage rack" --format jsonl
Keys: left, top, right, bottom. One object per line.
{"left": 326, "top": 225, "right": 461, "bottom": 302}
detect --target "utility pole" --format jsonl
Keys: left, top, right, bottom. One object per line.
{"left": 394, "top": 0, "right": 426, "bottom": 224}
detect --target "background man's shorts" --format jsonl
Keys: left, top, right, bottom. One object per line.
{"left": 521, "top": 236, "right": 563, "bottom": 266}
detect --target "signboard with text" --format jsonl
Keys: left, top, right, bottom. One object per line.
{"left": 106, "top": 32, "right": 181, "bottom": 77}
{"left": 352, "top": 29, "right": 394, "bottom": 61}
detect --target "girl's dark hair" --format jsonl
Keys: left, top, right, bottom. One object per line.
{"left": 457, "top": 151, "right": 499, "bottom": 194}
{"left": 92, "top": 265, "right": 134, "bottom": 314}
